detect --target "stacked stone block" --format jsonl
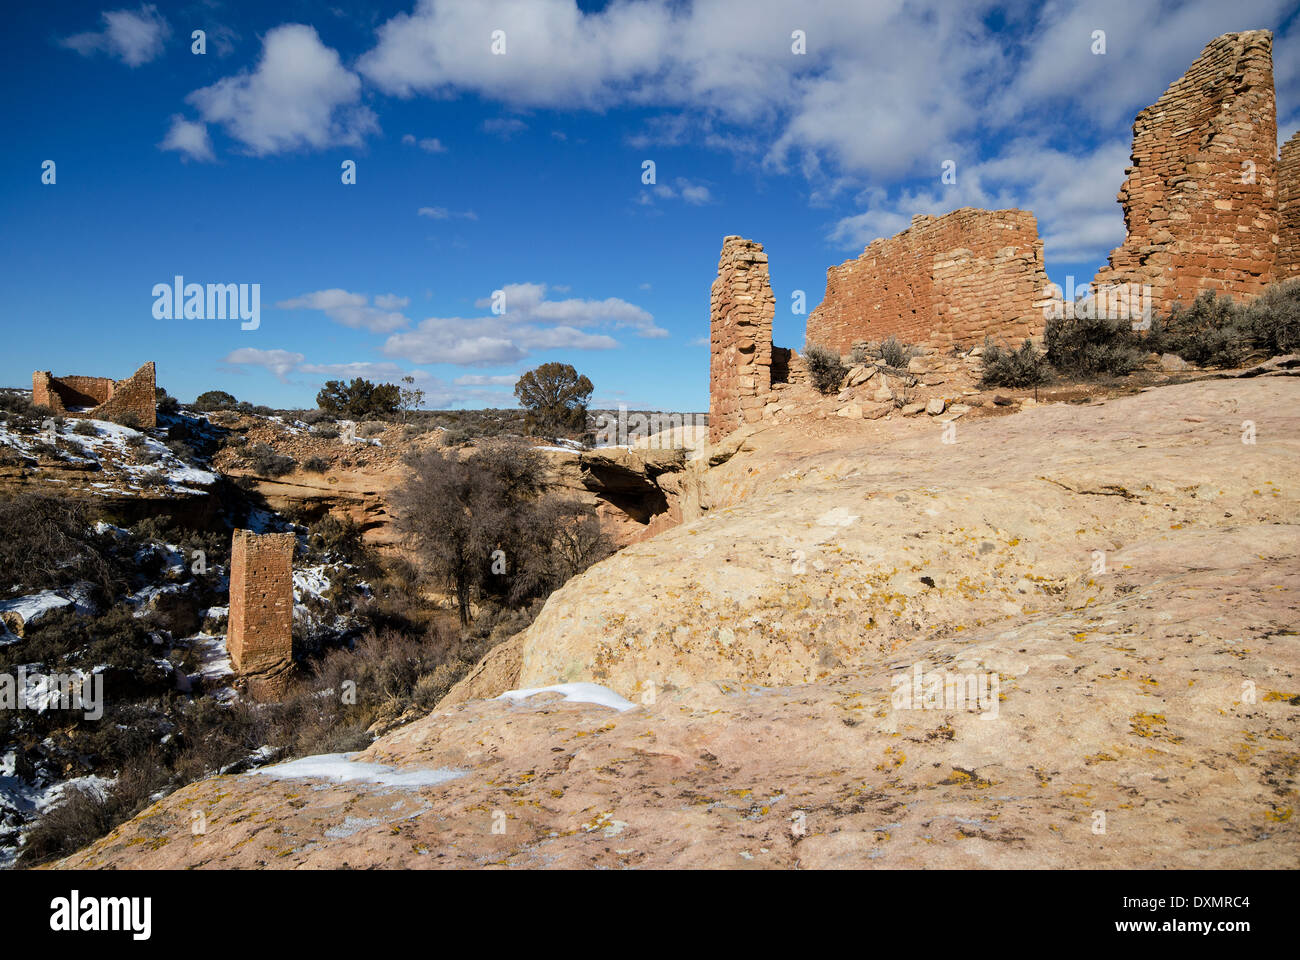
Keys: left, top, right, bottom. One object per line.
{"left": 1093, "top": 31, "right": 1279, "bottom": 313}
{"left": 806, "top": 208, "right": 1052, "bottom": 353}
{"left": 31, "top": 361, "right": 157, "bottom": 428}
{"left": 1278, "top": 130, "right": 1300, "bottom": 281}
{"left": 228, "top": 529, "right": 296, "bottom": 699}
{"left": 709, "top": 236, "right": 775, "bottom": 442}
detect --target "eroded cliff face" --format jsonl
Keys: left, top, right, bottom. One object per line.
{"left": 56, "top": 373, "right": 1300, "bottom": 869}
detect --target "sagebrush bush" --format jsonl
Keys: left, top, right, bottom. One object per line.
{"left": 302, "top": 456, "right": 330, "bottom": 473}
{"left": 72, "top": 419, "right": 98, "bottom": 436}
{"left": 1045, "top": 312, "right": 1146, "bottom": 377}
{"left": 1241, "top": 278, "right": 1300, "bottom": 357}
{"left": 1146, "top": 291, "right": 1247, "bottom": 368}
{"left": 244, "top": 442, "right": 296, "bottom": 476}
{"left": 804, "top": 343, "right": 848, "bottom": 395}
{"left": 980, "top": 339, "right": 1047, "bottom": 388}
{"left": 879, "top": 336, "right": 914, "bottom": 369}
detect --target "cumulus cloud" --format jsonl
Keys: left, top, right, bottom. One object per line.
{"left": 383, "top": 282, "right": 663, "bottom": 367}
{"left": 402, "top": 134, "right": 448, "bottom": 152}
{"left": 159, "top": 114, "right": 214, "bottom": 162}
{"left": 186, "top": 24, "right": 378, "bottom": 156}
{"left": 351, "top": 0, "right": 1298, "bottom": 267}
{"left": 61, "top": 4, "right": 170, "bottom": 67}
{"left": 221, "top": 347, "right": 306, "bottom": 380}
{"left": 276, "top": 288, "right": 411, "bottom": 333}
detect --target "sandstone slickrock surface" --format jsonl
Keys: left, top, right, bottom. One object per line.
{"left": 57, "top": 376, "right": 1299, "bottom": 869}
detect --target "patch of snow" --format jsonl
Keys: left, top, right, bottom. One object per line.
{"left": 496, "top": 682, "right": 636, "bottom": 712}
{"left": 293, "top": 566, "right": 332, "bottom": 601}
{"left": 0, "top": 591, "right": 72, "bottom": 626}
{"left": 251, "top": 752, "right": 465, "bottom": 789}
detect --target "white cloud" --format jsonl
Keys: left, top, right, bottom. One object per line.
{"left": 186, "top": 24, "right": 378, "bottom": 156}
{"left": 417, "top": 206, "right": 478, "bottom": 220}
{"left": 352, "top": 0, "right": 1297, "bottom": 271}
{"left": 402, "top": 133, "right": 448, "bottom": 152}
{"left": 454, "top": 374, "right": 520, "bottom": 387}
{"left": 826, "top": 137, "right": 1131, "bottom": 264}
{"left": 222, "top": 347, "right": 306, "bottom": 380}
{"left": 639, "top": 177, "right": 713, "bottom": 207}
{"left": 384, "top": 282, "right": 662, "bottom": 367}
{"left": 276, "top": 288, "right": 411, "bottom": 333}
{"left": 61, "top": 4, "right": 170, "bottom": 67}
{"left": 159, "top": 115, "right": 214, "bottom": 162}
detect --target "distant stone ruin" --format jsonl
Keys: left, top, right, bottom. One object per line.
{"left": 32, "top": 361, "right": 157, "bottom": 429}
{"left": 806, "top": 208, "right": 1053, "bottom": 353}
{"left": 228, "top": 529, "right": 295, "bottom": 699}
{"left": 1279, "top": 130, "right": 1300, "bottom": 281}
{"left": 1093, "top": 30, "right": 1284, "bottom": 314}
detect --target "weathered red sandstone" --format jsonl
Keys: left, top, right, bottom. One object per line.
{"left": 1094, "top": 30, "right": 1280, "bottom": 312}
{"left": 807, "top": 208, "right": 1052, "bottom": 353}
{"left": 1278, "top": 130, "right": 1300, "bottom": 281}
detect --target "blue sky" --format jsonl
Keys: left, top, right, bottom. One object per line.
{"left": 3, "top": 0, "right": 1298, "bottom": 412}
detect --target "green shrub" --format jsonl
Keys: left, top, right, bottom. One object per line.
{"left": 193, "top": 390, "right": 237, "bottom": 412}
{"left": 1045, "top": 312, "right": 1146, "bottom": 377}
{"left": 980, "top": 339, "right": 1047, "bottom": 388}
{"left": 1146, "top": 291, "right": 1247, "bottom": 368}
{"left": 72, "top": 419, "right": 98, "bottom": 436}
{"left": 1241, "top": 278, "right": 1300, "bottom": 357}
{"left": 804, "top": 343, "right": 848, "bottom": 395}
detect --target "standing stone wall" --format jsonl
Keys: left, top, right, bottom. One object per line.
{"left": 228, "top": 529, "right": 295, "bottom": 699}
{"left": 31, "top": 362, "right": 157, "bottom": 428}
{"left": 1278, "top": 130, "right": 1300, "bottom": 281}
{"left": 805, "top": 208, "right": 1052, "bottom": 354}
{"left": 1093, "top": 30, "right": 1279, "bottom": 313}
{"left": 709, "top": 236, "right": 775, "bottom": 442}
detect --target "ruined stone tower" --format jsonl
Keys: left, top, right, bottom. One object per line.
{"left": 228, "top": 529, "right": 295, "bottom": 699}
{"left": 1093, "top": 30, "right": 1279, "bottom": 313}
{"left": 709, "top": 236, "right": 775, "bottom": 442}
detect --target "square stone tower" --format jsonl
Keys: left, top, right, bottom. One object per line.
{"left": 709, "top": 236, "right": 774, "bottom": 443}
{"left": 228, "top": 529, "right": 296, "bottom": 698}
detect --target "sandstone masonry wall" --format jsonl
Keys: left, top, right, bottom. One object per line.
{"left": 32, "top": 362, "right": 157, "bottom": 428}
{"left": 805, "top": 208, "right": 1052, "bottom": 354}
{"left": 709, "top": 236, "right": 775, "bottom": 442}
{"left": 1093, "top": 30, "right": 1279, "bottom": 312}
{"left": 1278, "top": 130, "right": 1300, "bottom": 281}
{"left": 228, "top": 529, "right": 295, "bottom": 699}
